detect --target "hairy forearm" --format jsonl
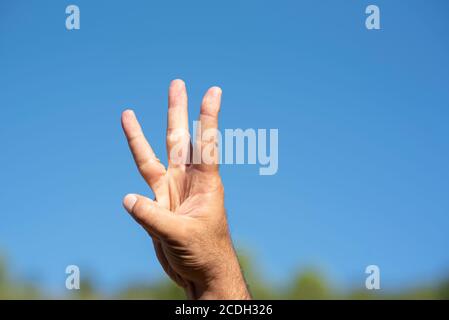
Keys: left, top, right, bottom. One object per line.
{"left": 186, "top": 255, "right": 251, "bottom": 300}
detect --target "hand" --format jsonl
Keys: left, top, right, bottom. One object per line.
{"left": 121, "top": 79, "right": 251, "bottom": 300}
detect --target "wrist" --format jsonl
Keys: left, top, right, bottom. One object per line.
{"left": 186, "top": 255, "right": 251, "bottom": 300}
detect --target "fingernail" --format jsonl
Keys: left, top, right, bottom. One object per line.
{"left": 122, "top": 109, "right": 135, "bottom": 122}
{"left": 170, "top": 79, "right": 185, "bottom": 89}
{"left": 210, "top": 86, "right": 222, "bottom": 97}
{"left": 123, "top": 194, "right": 137, "bottom": 212}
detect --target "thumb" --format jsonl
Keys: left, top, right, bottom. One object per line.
{"left": 123, "top": 194, "right": 179, "bottom": 239}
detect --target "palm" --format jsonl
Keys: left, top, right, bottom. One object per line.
{"left": 155, "top": 168, "right": 224, "bottom": 286}
{"left": 166, "top": 169, "right": 222, "bottom": 211}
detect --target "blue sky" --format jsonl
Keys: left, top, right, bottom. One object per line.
{"left": 1, "top": 0, "right": 448, "bottom": 293}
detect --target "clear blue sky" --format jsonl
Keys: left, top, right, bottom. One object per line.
{"left": 1, "top": 0, "right": 448, "bottom": 293}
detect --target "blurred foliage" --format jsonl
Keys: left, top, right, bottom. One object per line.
{"left": 0, "top": 255, "right": 41, "bottom": 299}
{"left": 0, "top": 250, "right": 448, "bottom": 299}
{"left": 285, "top": 269, "right": 335, "bottom": 299}
{"left": 116, "top": 280, "right": 185, "bottom": 300}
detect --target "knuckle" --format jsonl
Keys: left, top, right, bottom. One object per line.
{"left": 141, "top": 202, "right": 155, "bottom": 215}
{"left": 166, "top": 129, "right": 190, "bottom": 143}
{"left": 132, "top": 201, "right": 152, "bottom": 223}
{"left": 127, "top": 132, "right": 144, "bottom": 144}
{"left": 138, "top": 158, "right": 159, "bottom": 172}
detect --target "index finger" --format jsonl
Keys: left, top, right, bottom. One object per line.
{"left": 121, "top": 109, "right": 167, "bottom": 192}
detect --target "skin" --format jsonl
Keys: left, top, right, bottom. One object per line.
{"left": 121, "top": 79, "right": 251, "bottom": 300}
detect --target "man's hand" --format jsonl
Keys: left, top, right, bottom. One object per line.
{"left": 121, "top": 79, "right": 251, "bottom": 299}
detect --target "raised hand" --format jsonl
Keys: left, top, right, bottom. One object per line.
{"left": 121, "top": 79, "right": 250, "bottom": 299}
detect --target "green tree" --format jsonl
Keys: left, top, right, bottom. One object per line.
{"left": 286, "top": 269, "right": 335, "bottom": 299}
